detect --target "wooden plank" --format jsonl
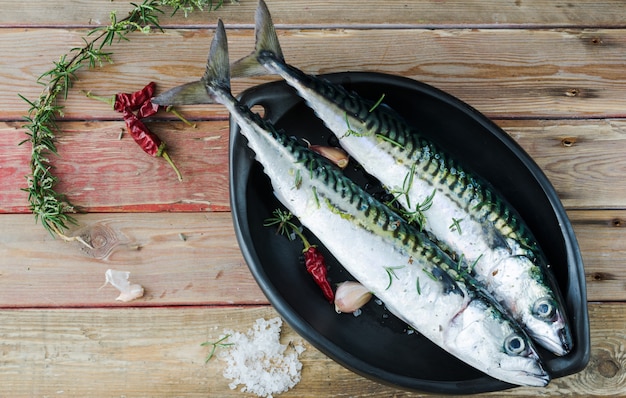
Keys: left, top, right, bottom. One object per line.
{"left": 0, "top": 120, "right": 232, "bottom": 213}
{"left": 4, "top": 117, "right": 625, "bottom": 212}
{"left": 0, "top": 303, "right": 622, "bottom": 397}
{"left": 4, "top": 28, "right": 626, "bottom": 121}
{"left": 1, "top": 210, "right": 625, "bottom": 307}
{"left": 3, "top": 0, "right": 626, "bottom": 28}
{"left": 0, "top": 212, "right": 266, "bottom": 307}
{"left": 499, "top": 119, "right": 626, "bottom": 210}
{"left": 568, "top": 210, "right": 626, "bottom": 302}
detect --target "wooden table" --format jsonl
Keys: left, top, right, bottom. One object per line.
{"left": 1, "top": 1, "right": 625, "bottom": 396}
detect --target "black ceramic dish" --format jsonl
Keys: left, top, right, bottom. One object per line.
{"left": 229, "top": 72, "right": 590, "bottom": 394}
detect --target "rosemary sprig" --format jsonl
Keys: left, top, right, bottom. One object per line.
{"left": 383, "top": 265, "right": 405, "bottom": 290}
{"left": 294, "top": 169, "right": 302, "bottom": 189}
{"left": 392, "top": 188, "right": 436, "bottom": 231}
{"left": 388, "top": 164, "right": 417, "bottom": 208}
{"left": 162, "top": 0, "right": 227, "bottom": 17}
{"left": 449, "top": 217, "right": 463, "bottom": 235}
{"left": 201, "top": 334, "right": 234, "bottom": 362}
{"left": 422, "top": 267, "right": 438, "bottom": 281}
{"left": 368, "top": 93, "right": 386, "bottom": 113}
{"left": 264, "top": 208, "right": 312, "bottom": 247}
{"left": 19, "top": 0, "right": 228, "bottom": 240}
{"left": 376, "top": 133, "right": 404, "bottom": 149}
{"left": 343, "top": 113, "right": 363, "bottom": 138}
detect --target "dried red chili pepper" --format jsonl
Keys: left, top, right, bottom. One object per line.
{"left": 265, "top": 209, "right": 335, "bottom": 303}
{"left": 122, "top": 108, "right": 183, "bottom": 181}
{"left": 85, "top": 82, "right": 196, "bottom": 125}
{"left": 304, "top": 246, "right": 334, "bottom": 303}
{"left": 85, "top": 82, "right": 156, "bottom": 113}
{"left": 137, "top": 99, "right": 160, "bottom": 119}
{"left": 114, "top": 82, "right": 156, "bottom": 112}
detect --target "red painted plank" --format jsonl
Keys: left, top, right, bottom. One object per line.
{"left": 1, "top": 120, "right": 232, "bottom": 213}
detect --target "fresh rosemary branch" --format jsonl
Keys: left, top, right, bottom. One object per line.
{"left": 162, "top": 0, "right": 227, "bottom": 17}
{"left": 19, "top": 0, "right": 229, "bottom": 240}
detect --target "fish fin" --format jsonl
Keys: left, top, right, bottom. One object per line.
{"left": 231, "top": 0, "right": 284, "bottom": 78}
{"left": 204, "top": 18, "right": 231, "bottom": 92}
{"left": 152, "top": 80, "right": 212, "bottom": 106}
{"left": 431, "top": 266, "right": 464, "bottom": 297}
{"left": 153, "top": 19, "right": 231, "bottom": 106}
{"left": 230, "top": 54, "right": 268, "bottom": 78}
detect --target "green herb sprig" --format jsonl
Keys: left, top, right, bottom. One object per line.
{"left": 162, "top": 0, "right": 227, "bottom": 17}
{"left": 386, "top": 164, "right": 436, "bottom": 231}
{"left": 20, "top": 0, "right": 230, "bottom": 241}
{"left": 383, "top": 265, "right": 405, "bottom": 290}
{"left": 201, "top": 334, "right": 234, "bottom": 362}
{"left": 264, "top": 208, "right": 312, "bottom": 248}
{"left": 449, "top": 217, "right": 463, "bottom": 235}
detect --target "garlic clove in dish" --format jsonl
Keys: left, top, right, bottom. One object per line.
{"left": 334, "top": 281, "right": 372, "bottom": 314}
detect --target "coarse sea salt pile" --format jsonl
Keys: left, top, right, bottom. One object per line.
{"left": 220, "top": 317, "right": 305, "bottom": 398}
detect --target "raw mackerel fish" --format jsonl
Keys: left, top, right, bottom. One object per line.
{"left": 153, "top": 19, "right": 550, "bottom": 387}
{"left": 230, "top": 0, "right": 572, "bottom": 357}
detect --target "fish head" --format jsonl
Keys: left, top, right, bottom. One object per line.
{"left": 493, "top": 334, "right": 551, "bottom": 387}
{"left": 445, "top": 296, "right": 550, "bottom": 387}
{"left": 495, "top": 255, "right": 573, "bottom": 356}
{"left": 524, "top": 292, "right": 573, "bottom": 356}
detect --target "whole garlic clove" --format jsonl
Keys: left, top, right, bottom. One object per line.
{"left": 309, "top": 145, "right": 349, "bottom": 169}
{"left": 334, "top": 281, "right": 372, "bottom": 313}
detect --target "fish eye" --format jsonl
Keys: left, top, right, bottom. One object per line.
{"left": 533, "top": 297, "right": 556, "bottom": 319}
{"left": 504, "top": 334, "right": 527, "bottom": 355}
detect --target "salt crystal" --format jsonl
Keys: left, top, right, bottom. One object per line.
{"left": 221, "top": 317, "right": 305, "bottom": 398}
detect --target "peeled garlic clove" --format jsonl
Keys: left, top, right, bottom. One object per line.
{"left": 309, "top": 145, "right": 349, "bottom": 169}
{"left": 103, "top": 269, "right": 145, "bottom": 302}
{"left": 334, "top": 281, "right": 372, "bottom": 313}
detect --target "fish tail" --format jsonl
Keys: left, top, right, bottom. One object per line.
{"left": 231, "top": 0, "right": 284, "bottom": 78}
{"left": 204, "top": 19, "right": 231, "bottom": 94}
{"left": 152, "top": 19, "right": 231, "bottom": 106}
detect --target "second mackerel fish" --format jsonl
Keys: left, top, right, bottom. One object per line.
{"left": 153, "top": 20, "right": 550, "bottom": 386}
{"left": 230, "top": 0, "right": 573, "bottom": 356}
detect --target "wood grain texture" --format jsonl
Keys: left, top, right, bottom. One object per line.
{"left": 2, "top": 0, "right": 626, "bottom": 28}
{"left": 0, "top": 213, "right": 265, "bottom": 307}
{"left": 568, "top": 210, "right": 626, "bottom": 302}
{"left": 0, "top": 303, "right": 622, "bottom": 397}
{"left": 0, "top": 120, "right": 231, "bottom": 213}
{"left": 498, "top": 119, "right": 626, "bottom": 209}
{"left": 3, "top": 27, "right": 626, "bottom": 121}
{"left": 3, "top": 118, "right": 625, "bottom": 212}
{"left": 1, "top": 210, "right": 625, "bottom": 306}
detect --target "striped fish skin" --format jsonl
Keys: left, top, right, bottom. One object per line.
{"left": 153, "top": 19, "right": 550, "bottom": 387}
{"left": 232, "top": 0, "right": 573, "bottom": 357}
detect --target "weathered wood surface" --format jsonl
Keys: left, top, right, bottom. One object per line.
{"left": 0, "top": 304, "right": 624, "bottom": 397}
{"left": 1, "top": 210, "right": 625, "bottom": 306}
{"left": 3, "top": 28, "right": 626, "bottom": 121}
{"left": 2, "top": 0, "right": 626, "bottom": 396}
{"left": 2, "top": 119, "right": 626, "bottom": 212}
{"left": 4, "top": 0, "right": 626, "bottom": 27}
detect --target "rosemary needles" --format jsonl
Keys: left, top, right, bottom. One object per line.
{"left": 19, "top": 0, "right": 229, "bottom": 240}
